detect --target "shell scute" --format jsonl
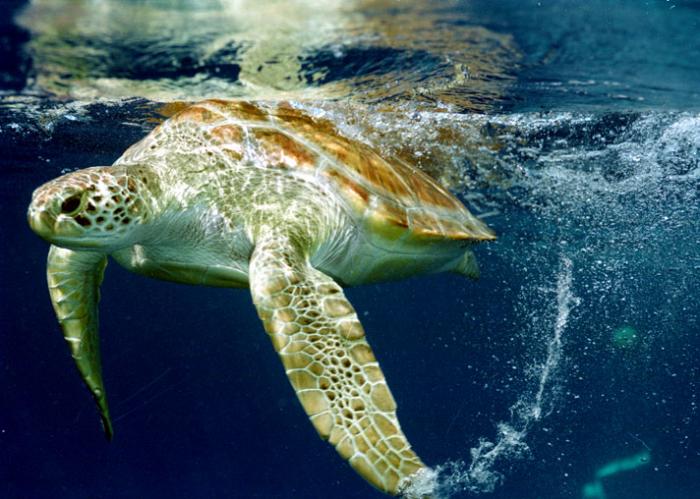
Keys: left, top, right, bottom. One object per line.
{"left": 205, "top": 99, "right": 270, "bottom": 122}
{"left": 401, "top": 165, "right": 463, "bottom": 211}
{"left": 322, "top": 136, "right": 364, "bottom": 169}
{"left": 271, "top": 106, "right": 415, "bottom": 201}
{"left": 171, "top": 104, "right": 224, "bottom": 125}
{"left": 321, "top": 166, "right": 370, "bottom": 214}
{"left": 273, "top": 110, "right": 415, "bottom": 204}
{"left": 360, "top": 154, "right": 413, "bottom": 201}
{"left": 274, "top": 104, "right": 339, "bottom": 137}
{"left": 407, "top": 211, "right": 446, "bottom": 240}
{"left": 211, "top": 124, "right": 245, "bottom": 144}
{"left": 251, "top": 128, "right": 318, "bottom": 170}
{"left": 211, "top": 124, "right": 246, "bottom": 161}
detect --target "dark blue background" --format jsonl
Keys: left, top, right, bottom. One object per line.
{"left": 1, "top": 1, "right": 699, "bottom": 498}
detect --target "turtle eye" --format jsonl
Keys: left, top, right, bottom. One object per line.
{"left": 60, "top": 193, "right": 83, "bottom": 216}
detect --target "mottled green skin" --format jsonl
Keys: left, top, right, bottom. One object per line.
{"left": 110, "top": 139, "right": 342, "bottom": 289}
{"left": 27, "top": 101, "right": 493, "bottom": 496}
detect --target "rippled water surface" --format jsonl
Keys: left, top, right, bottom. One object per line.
{"left": 1, "top": 1, "right": 699, "bottom": 498}
{"left": 12, "top": 0, "right": 519, "bottom": 108}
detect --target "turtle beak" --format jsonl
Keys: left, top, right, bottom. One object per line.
{"left": 28, "top": 208, "right": 85, "bottom": 243}
{"left": 27, "top": 205, "right": 57, "bottom": 241}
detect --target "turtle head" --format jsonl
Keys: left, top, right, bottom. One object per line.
{"left": 28, "top": 165, "right": 156, "bottom": 250}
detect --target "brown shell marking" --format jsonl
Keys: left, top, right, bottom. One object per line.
{"left": 272, "top": 104, "right": 415, "bottom": 202}
{"left": 170, "top": 100, "right": 495, "bottom": 242}
{"left": 154, "top": 101, "right": 192, "bottom": 120}
{"left": 171, "top": 104, "right": 224, "bottom": 125}
{"left": 210, "top": 124, "right": 246, "bottom": 162}
{"left": 201, "top": 99, "right": 271, "bottom": 122}
{"left": 167, "top": 99, "right": 270, "bottom": 127}
{"left": 322, "top": 167, "right": 370, "bottom": 214}
{"left": 249, "top": 128, "right": 318, "bottom": 170}
{"left": 266, "top": 105, "right": 495, "bottom": 241}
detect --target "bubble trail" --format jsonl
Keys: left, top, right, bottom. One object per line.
{"left": 404, "top": 257, "right": 578, "bottom": 498}
{"left": 530, "top": 256, "right": 576, "bottom": 422}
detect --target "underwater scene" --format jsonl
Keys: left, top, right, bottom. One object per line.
{"left": 1, "top": 0, "right": 699, "bottom": 497}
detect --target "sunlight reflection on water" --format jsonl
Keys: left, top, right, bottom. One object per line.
{"left": 15, "top": 0, "right": 519, "bottom": 109}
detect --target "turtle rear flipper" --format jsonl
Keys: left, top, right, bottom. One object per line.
{"left": 47, "top": 245, "right": 113, "bottom": 439}
{"left": 452, "top": 249, "right": 480, "bottom": 280}
{"left": 249, "top": 233, "right": 429, "bottom": 495}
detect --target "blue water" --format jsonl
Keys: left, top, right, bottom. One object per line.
{"left": 1, "top": 1, "right": 699, "bottom": 498}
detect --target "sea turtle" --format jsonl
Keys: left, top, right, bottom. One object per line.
{"left": 27, "top": 100, "right": 495, "bottom": 496}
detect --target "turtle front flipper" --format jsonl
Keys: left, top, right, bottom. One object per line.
{"left": 249, "top": 234, "right": 430, "bottom": 496}
{"left": 47, "top": 245, "right": 112, "bottom": 439}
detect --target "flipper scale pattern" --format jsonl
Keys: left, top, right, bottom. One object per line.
{"left": 249, "top": 234, "right": 426, "bottom": 495}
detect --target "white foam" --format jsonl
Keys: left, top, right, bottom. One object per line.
{"left": 400, "top": 467, "right": 439, "bottom": 499}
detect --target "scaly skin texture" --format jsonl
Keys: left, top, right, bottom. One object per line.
{"left": 27, "top": 100, "right": 496, "bottom": 496}
{"left": 250, "top": 232, "right": 424, "bottom": 494}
